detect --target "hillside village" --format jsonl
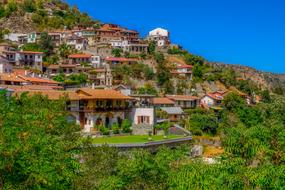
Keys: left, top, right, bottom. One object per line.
{"left": 0, "top": 1, "right": 268, "bottom": 135}
{"left": 1, "top": 1, "right": 285, "bottom": 189}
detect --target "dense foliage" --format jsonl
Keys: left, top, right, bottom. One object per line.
{"left": 0, "top": 92, "right": 81, "bottom": 189}
{"left": 0, "top": 90, "right": 285, "bottom": 189}
{"left": 113, "top": 63, "right": 155, "bottom": 82}
{"left": 52, "top": 73, "right": 88, "bottom": 85}
{"left": 0, "top": 0, "right": 97, "bottom": 30}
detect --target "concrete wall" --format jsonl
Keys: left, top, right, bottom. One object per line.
{"left": 201, "top": 96, "right": 214, "bottom": 107}
{"left": 130, "top": 107, "right": 155, "bottom": 125}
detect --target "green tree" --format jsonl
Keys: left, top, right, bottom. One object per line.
{"left": 261, "top": 89, "right": 271, "bottom": 103}
{"left": 22, "top": 0, "right": 37, "bottom": 13}
{"left": 21, "top": 43, "right": 42, "bottom": 52}
{"left": 192, "top": 64, "right": 203, "bottom": 80}
{"left": 148, "top": 41, "right": 156, "bottom": 55}
{"left": 0, "top": 5, "right": 5, "bottom": 18}
{"left": 188, "top": 113, "right": 219, "bottom": 135}
{"left": 0, "top": 93, "right": 81, "bottom": 189}
{"left": 223, "top": 92, "right": 246, "bottom": 112}
{"left": 58, "top": 43, "right": 77, "bottom": 60}
{"left": 38, "top": 32, "right": 54, "bottom": 57}
{"left": 4, "top": 1, "right": 18, "bottom": 17}
{"left": 112, "top": 48, "right": 123, "bottom": 57}
{"left": 0, "top": 28, "right": 10, "bottom": 42}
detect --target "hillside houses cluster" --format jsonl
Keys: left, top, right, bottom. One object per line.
{"left": 0, "top": 24, "right": 258, "bottom": 135}
{"left": 1, "top": 25, "right": 179, "bottom": 87}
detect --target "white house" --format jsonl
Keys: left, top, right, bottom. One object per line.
{"left": 0, "top": 56, "right": 13, "bottom": 73}
{"left": 3, "top": 50, "right": 43, "bottom": 71}
{"left": 130, "top": 107, "right": 155, "bottom": 126}
{"left": 65, "top": 35, "right": 88, "bottom": 51}
{"left": 148, "top": 28, "right": 170, "bottom": 47}
{"left": 149, "top": 28, "right": 169, "bottom": 38}
{"left": 4, "top": 33, "right": 28, "bottom": 44}
{"left": 200, "top": 91, "right": 225, "bottom": 107}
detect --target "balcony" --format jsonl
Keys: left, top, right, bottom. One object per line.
{"left": 67, "top": 105, "right": 131, "bottom": 112}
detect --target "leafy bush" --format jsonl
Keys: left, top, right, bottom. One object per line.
{"left": 188, "top": 113, "right": 218, "bottom": 135}
{"left": 122, "top": 119, "right": 132, "bottom": 133}
{"left": 22, "top": 0, "right": 37, "bottom": 13}
{"left": 99, "top": 125, "right": 110, "bottom": 136}
{"left": 111, "top": 123, "right": 120, "bottom": 134}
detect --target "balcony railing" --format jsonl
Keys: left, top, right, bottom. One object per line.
{"left": 67, "top": 105, "right": 131, "bottom": 112}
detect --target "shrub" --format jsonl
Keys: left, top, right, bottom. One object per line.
{"left": 111, "top": 123, "right": 120, "bottom": 134}
{"left": 99, "top": 125, "right": 110, "bottom": 136}
{"left": 122, "top": 119, "right": 132, "bottom": 133}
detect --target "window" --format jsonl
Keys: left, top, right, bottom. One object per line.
{"left": 96, "top": 100, "right": 103, "bottom": 107}
{"left": 137, "top": 116, "right": 150, "bottom": 124}
{"left": 116, "top": 100, "right": 121, "bottom": 106}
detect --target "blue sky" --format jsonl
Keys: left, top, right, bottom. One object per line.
{"left": 66, "top": 0, "right": 285, "bottom": 73}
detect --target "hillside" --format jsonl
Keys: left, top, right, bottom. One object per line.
{"left": 1, "top": 0, "right": 284, "bottom": 96}
{"left": 209, "top": 62, "right": 285, "bottom": 95}
{"left": 0, "top": 0, "right": 98, "bottom": 33}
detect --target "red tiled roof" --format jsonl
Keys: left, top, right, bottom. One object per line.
{"left": 77, "top": 88, "right": 132, "bottom": 100}
{"left": 152, "top": 97, "right": 175, "bottom": 105}
{"left": 14, "top": 90, "right": 81, "bottom": 101}
{"left": 205, "top": 93, "right": 224, "bottom": 101}
{"left": 13, "top": 69, "right": 28, "bottom": 76}
{"left": 48, "top": 64, "right": 78, "bottom": 69}
{"left": 68, "top": 54, "right": 92, "bottom": 59}
{"left": 18, "top": 75, "right": 60, "bottom": 85}
{"left": 0, "top": 74, "right": 26, "bottom": 83}
{"left": 0, "top": 84, "right": 63, "bottom": 91}
{"left": 177, "top": 65, "right": 193, "bottom": 69}
{"left": 166, "top": 95, "right": 199, "bottom": 101}
{"left": 105, "top": 57, "right": 138, "bottom": 62}
{"left": 19, "top": 51, "right": 44, "bottom": 54}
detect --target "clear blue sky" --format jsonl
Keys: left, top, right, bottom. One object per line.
{"left": 66, "top": 0, "right": 285, "bottom": 73}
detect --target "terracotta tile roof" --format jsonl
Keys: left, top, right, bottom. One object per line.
{"left": 166, "top": 95, "right": 199, "bottom": 101}
{"left": 205, "top": 93, "right": 224, "bottom": 101}
{"left": 18, "top": 75, "right": 60, "bottom": 85}
{"left": 77, "top": 88, "right": 132, "bottom": 100}
{"left": 93, "top": 68, "right": 106, "bottom": 72}
{"left": 13, "top": 69, "right": 28, "bottom": 75}
{"left": 14, "top": 90, "right": 81, "bottom": 101}
{"left": 152, "top": 97, "right": 175, "bottom": 105}
{"left": 0, "top": 74, "right": 26, "bottom": 83}
{"left": 176, "top": 64, "right": 193, "bottom": 69}
{"left": 105, "top": 57, "right": 138, "bottom": 62}
{"left": 48, "top": 64, "right": 78, "bottom": 69}
{"left": 68, "top": 54, "right": 92, "bottom": 59}
{"left": 48, "top": 65, "right": 60, "bottom": 69}
{"left": 19, "top": 51, "right": 44, "bottom": 54}
{"left": 0, "top": 84, "right": 63, "bottom": 91}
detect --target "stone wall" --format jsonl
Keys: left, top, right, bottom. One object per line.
{"left": 132, "top": 124, "right": 153, "bottom": 135}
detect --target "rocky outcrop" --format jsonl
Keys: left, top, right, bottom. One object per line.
{"left": 208, "top": 62, "right": 285, "bottom": 94}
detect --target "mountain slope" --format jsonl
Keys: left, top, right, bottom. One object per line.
{"left": 0, "top": 0, "right": 98, "bottom": 33}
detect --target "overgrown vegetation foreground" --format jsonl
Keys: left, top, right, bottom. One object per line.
{"left": 0, "top": 92, "right": 285, "bottom": 189}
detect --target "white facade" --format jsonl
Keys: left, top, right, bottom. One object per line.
{"left": 149, "top": 28, "right": 169, "bottom": 37}
{"left": 28, "top": 33, "right": 38, "bottom": 43}
{"left": 91, "top": 55, "right": 102, "bottom": 67}
{"left": 73, "top": 31, "right": 83, "bottom": 37}
{"left": 66, "top": 39, "right": 87, "bottom": 51}
{"left": 0, "top": 57, "right": 13, "bottom": 73}
{"left": 157, "top": 40, "right": 166, "bottom": 47}
{"left": 130, "top": 108, "right": 155, "bottom": 125}
{"left": 71, "top": 111, "right": 126, "bottom": 133}
{"left": 200, "top": 96, "right": 215, "bottom": 107}
{"left": 4, "top": 33, "right": 27, "bottom": 42}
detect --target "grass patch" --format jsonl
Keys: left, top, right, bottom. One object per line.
{"left": 92, "top": 135, "right": 185, "bottom": 144}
